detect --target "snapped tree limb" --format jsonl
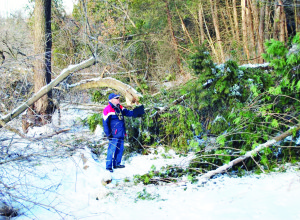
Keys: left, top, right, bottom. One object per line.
{"left": 0, "top": 57, "right": 142, "bottom": 133}
{"left": 199, "top": 124, "right": 300, "bottom": 183}
{"left": 67, "top": 77, "right": 142, "bottom": 105}
{"left": 0, "top": 57, "right": 96, "bottom": 127}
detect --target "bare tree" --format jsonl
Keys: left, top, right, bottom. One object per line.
{"left": 26, "top": 0, "right": 54, "bottom": 127}
{"left": 198, "top": 3, "right": 205, "bottom": 45}
{"left": 232, "top": 0, "right": 241, "bottom": 46}
{"left": 241, "top": 0, "right": 250, "bottom": 61}
{"left": 164, "top": 0, "right": 184, "bottom": 76}
{"left": 273, "top": 0, "right": 287, "bottom": 42}
{"left": 209, "top": 0, "right": 225, "bottom": 63}
{"left": 296, "top": 0, "right": 300, "bottom": 32}
{"left": 251, "top": 0, "right": 264, "bottom": 63}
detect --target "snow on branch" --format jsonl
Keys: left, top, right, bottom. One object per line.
{"left": 199, "top": 124, "right": 300, "bottom": 183}
{"left": 68, "top": 77, "right": 142, "bottom": 105}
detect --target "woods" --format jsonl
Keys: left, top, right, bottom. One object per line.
{"left": 0, "top": 0, "right": 300, "bottom": 218}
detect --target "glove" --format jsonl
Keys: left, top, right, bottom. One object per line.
{"left": 133, "top": 105, "right": 145, "bottom": 118}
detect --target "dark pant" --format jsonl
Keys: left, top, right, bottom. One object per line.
{"left": 106, "top": 138, "right": 124, "bottom": 169}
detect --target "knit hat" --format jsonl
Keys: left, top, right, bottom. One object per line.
{"left": 108, "top": 93, "right": 120, "bottom": 100}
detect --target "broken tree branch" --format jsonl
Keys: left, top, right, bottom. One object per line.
{"left": 68, "top": 77, "right": 142, "bottom": 105}
{"left": 0, "top": 57, "right": 96, "bottom": 128}
{"left": 199, "top": 124, "right": 300, "bottom": 183}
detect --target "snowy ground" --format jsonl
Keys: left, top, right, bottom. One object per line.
{"left": 1, "top": 105, "right": 300, "bottom": 220}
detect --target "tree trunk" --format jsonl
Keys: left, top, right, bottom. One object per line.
{"left": 209, "top": 0, "right": 225, "bottom": 63}
{"left": 202, "top": 3, "right": 218, "bottom": 60}
{"left": 199, "top": 124, "right": 300, "bottom": 183}
{"left": 176, "top": 6, "right": 193, "bottom": 45}
{"left": 221, "top": 9, "right": 230, "bottom": 37}
{"left": 273, "top": 0, "right": 281, "bottom": 40}
{"left": 251, "top": 0, "right": 264, "bottom": 63}
{"left": 164, "top": 0, "right": 184, "bottom": 75}
{"left": 296, "top": 0, "right": 300, "bottom": 33}
{"left": 264, "top": 0, "right": 271, "bottom": 39}
{"left": 232, "top": 0, "right": 240, "bottom": 46}
{"left": 278, "top": 0, "right": 287, "bottom": 43}
{"left": 246, "top": 1, "right": 256, "bottom": 61}
{"left": 2, "top": 57, "right": 96, "bottom": 132}
{"left": 30, "top": 0, "right": 54, "bottom": 126}
{"left": 198, "top": 3, "right": 205, "bottom": 44}
{"left": 241, "top": 0, "right": 250, "bottom": 62}
{"left": 225, "top": 0, "right": 235, "bottom": 39}
{"left": 259, "top": 1, "right": 265, "bottom": 61}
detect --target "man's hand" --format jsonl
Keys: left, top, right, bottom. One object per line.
{"left": 133, "top": 105, "right": 145, "bottom": 118}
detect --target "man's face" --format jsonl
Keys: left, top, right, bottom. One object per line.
{"left": 110, "top": 97, "right": 120, "bottom": 105}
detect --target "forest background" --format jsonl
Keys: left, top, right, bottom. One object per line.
{"left": 1, "top": 0, "right": 300, "bottom": 194}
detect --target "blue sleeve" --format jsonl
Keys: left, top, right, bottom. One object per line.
{"left": 122, "top": 108, "right": 134, "bottom": 117}
{"left": 103, "top": 116, "right": 111, "bottom": 137}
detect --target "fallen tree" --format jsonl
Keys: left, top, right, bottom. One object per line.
{"left": 199, "top": 124, "right": 300, "bottom": 183}
{"left": 0, "top": 57, "right": 96, "bottom": 127}
{"left": 67, "top": 77, "right": 142, "bottom": 105}
{"left": 0, "top": 57, "right": 142, "bottom": 130}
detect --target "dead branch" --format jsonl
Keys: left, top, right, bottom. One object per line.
{"left": 28, "top": 128, "right": 71, "bottom": 141}
{"left": 199, "top": 124, "right": 300, "bottom": 183}
{"left": 0, "top": 119, "right": 26, "bottom": 138}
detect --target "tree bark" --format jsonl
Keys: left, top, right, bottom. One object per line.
{"left": 198, "top": 3, "right": 205, "bottom": 44}
{"left": 164, "top": 0, "right": 184, "bottom": 75}
{"left": 176, "top": 6, "right": 193, "bottom": 45}
{"left": 251, "top": 0, "right": 264, "bottom": 63}
{"left": 264, "top": 0, "right": 271, "bottom": 39}
{"left": 273, "top": 0, "right": 281, "bottom": 41}
{"left": 259, "top": 1, "right": 265, "bottom": 61}
{"left": 32, "top": 0, "right": 54, "bottom": 125}
{"left": 209, "top": 0, "right": 225, "bottom": 63}
{"left": 278, "top": 0, "right": 287, "bottom": 43}
{"left": 296, "top": 0, "right": 300, "bottom": 33}
{"left": 225, "top": 0, "right": 235, "bottom": 39}
{"left": 199, "top": 124, "right": 300, "bottom": 183}
{"left": 241, "top": 0, "right": 250, "bottom": 62}
{"left": 246, "top": 0, "right": 256, "bottom": 61}
{"left": 232, "top": 0, "right": 240, "bottom": 46}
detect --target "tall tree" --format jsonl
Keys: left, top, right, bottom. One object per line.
{"left": 273, "top": 0, "right": 287, "bottom": 42}
{"left": 251, "top": 0, "right": 264, "bottom": 63}
{"left": 26, "top": 0, "right": 54, "bottom": 128}
{"left": 241, "top": 0, "right": 250, "bottom": 61}
{"left": 209, "top": 0, "right": 225, "bottom": 63}
{"left": 232, "top": 0, "right": 240, "bottom": 46}
{"left": 164, "top": 0, "right": 184, "bottom": 76}
{"left": 296, "top": 0, "right": 300, "bottom": 33}
{"left": 198, "top": 3, "right": 205, "bottom": 45}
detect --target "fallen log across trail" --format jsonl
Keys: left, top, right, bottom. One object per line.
{"left": 198, "top": 124, "right": 300, "bottom": 183}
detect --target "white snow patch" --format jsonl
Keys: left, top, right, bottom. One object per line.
{"left": 1, "top": 105, "right": 300, "bottom": 220}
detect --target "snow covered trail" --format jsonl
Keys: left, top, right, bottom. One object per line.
{"left": 1, "top": 106, "right": 300, "bottom": 220}
{"left": 7, "top": 140, "right": 299, "bottom": 220}
{"left": 12, "top": 145, "right": 300, "bottom": 220}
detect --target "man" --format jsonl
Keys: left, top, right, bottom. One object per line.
{"left": 102, "top": 93, "right": 145, "bottom": 172}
